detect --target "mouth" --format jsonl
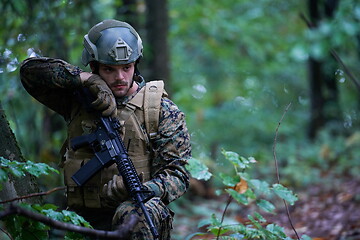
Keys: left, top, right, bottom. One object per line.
{"left": 113, "top": 84, "right": 127, "bottom": 90}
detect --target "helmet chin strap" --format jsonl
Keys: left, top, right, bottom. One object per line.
{"left": 130, "top": 60, "right": 141, "bottom": 88}
{"left": 130, "top": 78, "right": 135, "bottom": 89}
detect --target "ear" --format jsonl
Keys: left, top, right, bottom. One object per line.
{"left": 89, "top": 62, "right": 96, "bottom": 73}
{"left": 89, "top": 61, "right": 100, "bottom": 74}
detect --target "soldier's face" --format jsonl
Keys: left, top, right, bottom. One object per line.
{"left": 97, "top": 62, "right": 136, "bottom": 98}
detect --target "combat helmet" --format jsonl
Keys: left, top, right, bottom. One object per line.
{"left": 82, "top": 19, "right": 143, "bottom": 66}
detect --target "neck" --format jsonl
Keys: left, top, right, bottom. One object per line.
{"left": 126, "top": 81, "right": 139, "bottom": 96}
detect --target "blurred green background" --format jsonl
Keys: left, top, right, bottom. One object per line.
{"left": 1, "top": 0, "right": 360, "bottom": 239}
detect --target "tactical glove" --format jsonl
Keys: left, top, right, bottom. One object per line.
{"left": 82, "top": 74, "right": 117, "bottom": 117}
{"left": 102, "top": 175, "right": 129, "bottom": 203}
{"left": 102, "top": 173, "right": 144, "bottom": 203}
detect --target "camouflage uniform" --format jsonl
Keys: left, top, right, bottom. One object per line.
{"left": 20, "top": 57, "right": 191, "bottom": 239}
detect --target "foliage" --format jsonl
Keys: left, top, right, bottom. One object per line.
{"left": 269, "top": 128, "right": 360, "bottom": 188}
{"left": 186, "top": 157, "right": 213, "bottom": 181}
{"left": 0, "top": 157, "right": 91, "bottom": 240}
{"left": 0, "top": 0, "right": 359, "bottom": 187}
{"left": 0, "top": 157, "right": 59, "bottom": 188}
{"left": 1, "top": 203, "right": 91, "bottom": 240}
{"left": 187, "top": 149, "right": 309, "bottom": 240}
{"left": 169, "top": 0, "right": 360, "bottom": 184}
{"left": 0, "top": 0, "right": 360, "bottom": 239}
{"left": 0, "top": 0, "right": 127, "bottom": 208}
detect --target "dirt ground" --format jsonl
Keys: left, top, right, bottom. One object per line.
{"left": 269, "top": 178, "right": 360, "bottom": 240}
{"left": 171, "top": 178, "right": 360, "bottom": 240}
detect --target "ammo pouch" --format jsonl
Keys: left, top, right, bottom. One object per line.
{"left": 63, "top": 149, "right": 118, "bottom": 208}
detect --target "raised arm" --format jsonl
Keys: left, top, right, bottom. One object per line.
{"left": 20, "top": 57, "right": 83, "bottom": 118}
{"left": 20, "top": 57, "right": 116, "bottom": 119}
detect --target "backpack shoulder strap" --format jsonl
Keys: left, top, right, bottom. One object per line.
{"left": 143, "top": 80, "right": 167, "bottom": 140}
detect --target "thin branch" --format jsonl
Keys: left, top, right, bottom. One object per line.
{"left": 329, "top": 49, "right": 360, "bottom": 93}
{"left": 299, "top": 12, "right": 360, "bottom": 93}
{"left": 216, "top": 196, "right": 233, "bottom": 240}
{"left": 0, "top": 203, "right": 138, "bottom": 239}
{"left": 273, "top": 103, "right": 300, "bottom": 240}
{"left": 0, "top": 227, "right": 13, "bottom": 240}
{"left": 0, "top": 186, "right": 66, "bottom": 204}
{"left": 273, "top": 103, "right": 292, "bottom": 185}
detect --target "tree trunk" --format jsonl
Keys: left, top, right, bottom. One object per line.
{"left": 308, "top": 58, "right": 325, "bottom": 139}
{"left": 307, "top": 0, "right": 341, "bottom": 139}
{"left": 145, "top": 0, "right": 171, "bottom": 93}
{"left": 0, "top": 101, "right": 40, "bottom": 204}
{"left": 115, "top": 0, "right": 140, "bottom": 29}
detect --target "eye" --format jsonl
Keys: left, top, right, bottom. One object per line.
{"left": 101, "top": 66, "right": 113, "bottom": 73}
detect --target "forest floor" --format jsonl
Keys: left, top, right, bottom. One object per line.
{"left": 171, "top": 177, "right": 360, "bottom": 240}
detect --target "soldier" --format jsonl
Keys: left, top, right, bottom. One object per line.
{"left": 20, "top": 19, "right": 191, "bottom": 239}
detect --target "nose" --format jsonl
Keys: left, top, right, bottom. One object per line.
{"left": 115, "top": 70, "right": 125, "bottom": 80}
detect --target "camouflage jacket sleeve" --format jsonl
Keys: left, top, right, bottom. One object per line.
{"left": 144, "top": 98, "right": 191, "bottom": 205}
{"left": 20, "top": 57, "right": 83, "bottom": 119}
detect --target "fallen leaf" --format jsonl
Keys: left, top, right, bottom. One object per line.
{"left": 234, "top": 179, "right": 248, "bottom": 194}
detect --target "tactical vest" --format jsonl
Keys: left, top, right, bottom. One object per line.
{"left": 62, "top": 80, "right": 166, "bottom": 209}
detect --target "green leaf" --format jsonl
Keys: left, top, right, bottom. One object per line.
{"left": 226, "top": 188, "right": 248, "bottom": 205}
{"left": 244, "top": 188, "right": 256, "bottom": 200}
{"left": 8, "top": 165, "right": 25, "bottom": 177}
{"left": 42, "top": 209, "right": 64, "bottom": 222}
{"left": 265, "top": 224, "right": 287, "bottom": 238}
{"left": 62, "top": 210, "right": 90, "bottom": 227}
{"left": 239, "top": 172, "right": 251, "bottom": 181}
{"left": 3, "top": 206, "right": 50, "bottom": 240}
{"left": 41, "top": 203, "right": 58, "bottom": 211}
{"left": 23, "top": 224, "right": 49, "bottom": 240}
{"left": 221, "top": 150, "right": 240, "bottom": 165}
{"left": 186, "top": 157, "right": 212, "bottom": 180}
{"left": 253, "top": 212, "right": 266, "bottom": 223}
{"left": 0, "top": 157, "right": 59, "bottom": 179}
{"left": 222, "top": 150, "right": 244, "bottom": 168}
{"left": 24, "top": 161, "right": 59, "bottom": 177}
{"left": 210, "top": 213, "right": 221, "bottom": 227}
{"left": 219, "top": 172, "right": 239, "bottom": 186}
{"left": 197, "top": 218, "right": 212, "bottom": 228}
{"left": 247, "top": 215, "right": 262, "bottom": 229}
{"left": 31, "top": 204, "right": 45, "bottom": 212}
{"left": 0, "top": 168, "right": 7, "bottom": 188}
{"left": 256, "top": 199, "right": 276, "bottom": 214}
{"left": 272, "top": 184, "right": 298, "bottom": 205}
{"left": 184, "top": 232, "right": 207, "bottom": 240}
{"left": 249, "top": 179, "right": 271, "bottom": 195}
{"left": 209, "top": 227, "right": 229, "bottom": 236}
{"left": 300, "top": 235, "right": 313, "bottom": 240}
{"left": 221, "top": 150, "right": 256, "bottom": 170}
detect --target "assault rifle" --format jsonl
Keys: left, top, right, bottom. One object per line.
{"left": 70, "top": 88, "right": 159, "bottom": 239}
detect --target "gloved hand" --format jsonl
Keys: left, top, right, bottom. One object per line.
{"left": 102, "top": 173, "right": 144, "bottom": 203}
{"left": 102, "top": 175, "right": 129, "bottom": 202}
{"left": 82, "top": 74, "right": 117, "bottom": 117}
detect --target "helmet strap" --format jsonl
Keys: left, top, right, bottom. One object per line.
{"left": 131, "top": 60, "right": 142, "bottom": 88}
